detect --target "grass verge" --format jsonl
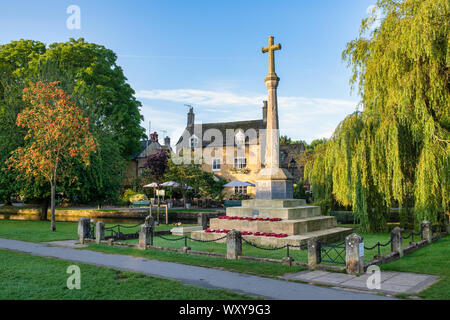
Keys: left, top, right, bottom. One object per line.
{"left": 380, "top": 235, "right": 450, "bottom": 300}
{"left": 0, "top": 248, "right": 256, "bottom": 300}
{"left": 84, "top": 243, "right": 306, "bottom": 277}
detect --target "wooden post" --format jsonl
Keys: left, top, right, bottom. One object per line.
{"left": 164, "top": 204, "right": 168, "bottom": 224}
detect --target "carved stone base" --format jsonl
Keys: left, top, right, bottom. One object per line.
{"left": 255, "top": 179, "right": 293, "bottom": 199}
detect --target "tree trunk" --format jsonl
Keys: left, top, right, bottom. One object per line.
{"left": 39, "top": 198, "right": 49, "bottom": 221}
{"left": 50, "top": 182, "right": 56, "bottom": 232}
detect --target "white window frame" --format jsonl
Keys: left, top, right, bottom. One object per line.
{"left": 212, "top": 158, "right": 221, "bottom": 171}
{"left": 234, "top": 157, "right": 247, "bottom": 169}
{"left": 190, "top": 135, "right": 199, "bottom": 148}
{"left": 234, "top": 186, "right": 248, "bottom": 194}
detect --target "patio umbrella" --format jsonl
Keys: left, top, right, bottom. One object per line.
{"left": 143, "top": 182, "right": 159, "bottom": 188}
{"left": 223, "top": 180, "right": 254, "bottom": 187}
{"left": 161, "top": 181, "right": 180, "bottom": 187}
{"left": 143, "top": 182, "right": 160, "bottom": 203}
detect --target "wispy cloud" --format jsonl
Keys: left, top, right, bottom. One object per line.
{"left": 137, "top": 89, "right": 264, "bottom": 107}
{"left": 137, "top": 88, "right": 358, "bottom": 144}
{"left": 136, "top": 89, "right": 357, "bottom": 114}
{"left": 366, "top": 4, "right": 382, "bottom": 31}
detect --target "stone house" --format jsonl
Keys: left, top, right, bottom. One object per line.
{"left": 175, "top": 104, "right": 305, "bottom": 197}
{"left": 124, "top": 132, "right": 172, "bottom": 184}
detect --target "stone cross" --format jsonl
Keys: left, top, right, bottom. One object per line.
{"left": 255, "top": 36, "right": 293, "bottom": 199}
{"left": 262, "top": 36, "right": 281, "bottom": 80}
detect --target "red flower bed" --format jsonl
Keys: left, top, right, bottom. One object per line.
{"left": 205, "top": 228, "right": 230, "bottom": 234}
{"left": 218, "top": 216, "right": 282, "bottom": 222}
{"left": 204, "top": 228, "right": 288, "bottom": 238}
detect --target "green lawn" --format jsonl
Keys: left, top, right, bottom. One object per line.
{"left": 0, "top": 220, "right": 78, "bottom": 242}
{"left": 0, "top": 249, "right": 255, "bottom": 300}
{"left": 380, "top": 235, "right": 450, "bottom": 300}
{"left": 0, "top": 220, "right": 189, "bottom": 242}
{"left": 118, "top": 230, "right": 412, "bottom": 265}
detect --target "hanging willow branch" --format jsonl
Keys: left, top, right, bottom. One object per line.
{"left": 306, "top": 0, "right": 449, "bottom": 232}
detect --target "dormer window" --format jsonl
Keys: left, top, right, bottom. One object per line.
{"left": 235, "top": 130, "right": 245, "bottom": 146}
{"left": 190, "top": 135, "right": 199, "bottom": 148}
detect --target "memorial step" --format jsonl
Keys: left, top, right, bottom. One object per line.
{"left": 210, "top": 216, "right": 337, "bottom": 235}
{"left": 241, "top": 199, "right": 306, "bottom": 208}
{"left": 190, "top": 226, "right": 353, "bottom": 248}
{"left": 225, "top": 205, "right": 321, "bottom": 220}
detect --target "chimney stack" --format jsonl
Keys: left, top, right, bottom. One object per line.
{"left": 164, "top": 136, "right": 170, "bottom": 147}
{"left": 187, "top": 107, "right": 195, "bottom": 126}
{"left": 150, "top": 132, "right": 158, "bottom": 142}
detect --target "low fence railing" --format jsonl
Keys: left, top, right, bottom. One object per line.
{"left": 79, "top": 218, "right": 447, "bottom": 273}
{"left": 318, "top": 240, "right": 346, "bottom": 265}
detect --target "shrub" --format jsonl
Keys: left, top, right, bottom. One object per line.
{"left": 121, "top": 189, "right": 137, "bottom": 203}
{"left": 129, "top": 193, "right": 148, "bottom": 202}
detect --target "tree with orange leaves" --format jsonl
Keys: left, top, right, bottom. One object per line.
{"left": 7, "top": 81, "right": 96, "bottom": 231}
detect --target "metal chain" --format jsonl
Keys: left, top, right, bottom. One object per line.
{"left": 155, "top": 234, "right": 186, "bottom": 242}
{"left": 288, "top": 243, "right": 308, "bottom": 250}
{"left": 241, "top": 237, "right": 287, "bottom": 250}
{"left": 186, "top": 235, "right": 228, "bottom": 243}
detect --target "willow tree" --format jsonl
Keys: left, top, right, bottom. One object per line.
{"left": 307, "top": 0, "right": 449, "bottom": 232}
{"left": 346, "top": 0, "right": 449, "bottom": 230}
{"left": 305, "top": 140, "right": 333, "bottom": 215}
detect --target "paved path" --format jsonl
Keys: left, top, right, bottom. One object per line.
{"left": 283, "top": 270, "right": 438, "bottom": 295}
{"left": 0, "top": 238, "right": 392, "bottom": 300}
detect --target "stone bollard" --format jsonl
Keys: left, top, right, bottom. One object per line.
{"left": 391, "top": 227, "right": 404, "bottom": 257}
{"left": 307, "top": 237, "right": 320, "bottom": 270}
{"left": 181, "top": 245, "right": 191, "bottom": 253}
{"left": 95, "top": 221, "right": 105, "bottom": 244}
{"left": 345, "top": 233, "right": 364, "bottom": 275}
{"left": 138, "top": 215, "right": 154, "bottom": 249}
{"left": 421, "top": 220, "right": 432, "bottom": 243}
{"left": 77, "top": 217, "right": 90, "bottom": 244}
{"left": 282, "top": 256, "right": 294, "bottom": 266}
{"left": 226, "top": 230, "right": 242, "bottom": 259}
{"left": 198, "top": 213, "right": 209, "bottom": 230}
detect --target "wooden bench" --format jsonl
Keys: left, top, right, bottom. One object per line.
{"left": 224, "top": 200, "right": 242, "bottom": 208}
{"left": 130, "top": 200, "right": 151, "bottom": 208}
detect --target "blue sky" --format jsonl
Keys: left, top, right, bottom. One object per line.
{"left": 0, "top": 0, "right": 378, "bottom": 145}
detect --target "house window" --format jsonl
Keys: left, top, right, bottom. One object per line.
{"left": 212, "top": 158, "right": 221, "bottom": 171}
{"left": 234, "top": 157, "right": 247, "bottom": 169}
{"left": 190, "top": 136, "right": 199, "bottom": 148}
{"left": 234, "top": 186, "right": 248, "bottom": 195}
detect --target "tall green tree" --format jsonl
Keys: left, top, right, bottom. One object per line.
{"left": 307, "top": 0, "right": 449, "bottom": 232}
{"left": 0, "top": 38, "right": 146, "bottom": 212}
{"left": 7, "top": 81, "right": 96, "bottom": 231}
